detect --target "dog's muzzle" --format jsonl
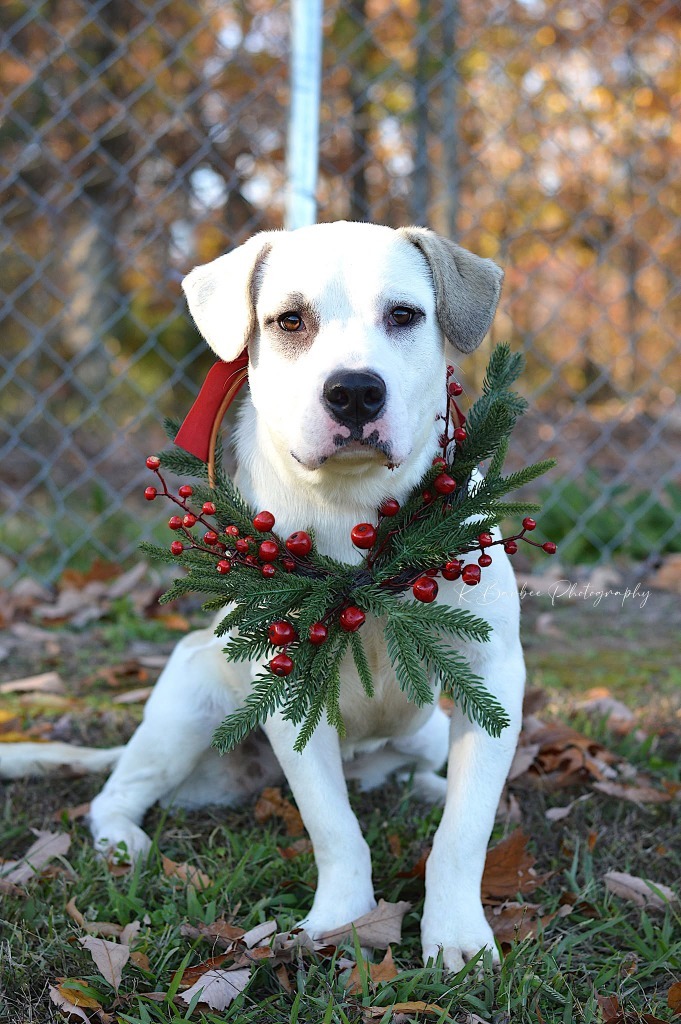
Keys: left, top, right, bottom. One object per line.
{"left": 322, "top": 370, "right": 386, "bottom": 430}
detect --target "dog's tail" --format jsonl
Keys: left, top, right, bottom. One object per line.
{"left": 0, "top": 742, "right": 123, "bottom": 779}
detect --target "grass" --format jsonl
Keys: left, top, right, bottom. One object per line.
{"left": 1, "top": 589, "right": 680, "bottom": 1022}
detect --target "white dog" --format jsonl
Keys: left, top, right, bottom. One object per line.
{"left": 4, "top": 222, "right": 525, "bottom": 971}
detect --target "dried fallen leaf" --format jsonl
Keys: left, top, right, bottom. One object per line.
{"left": 481, "top": 830, "right": 548, "bottom": 903}
{"left": 130, "top": 950, "right": 151, "bottom": 972}
{"left": 55, "top": 981, "right": 102, "bottom": 1010}
{"left": 320, "top": 899, "right": 411, "bottom": 948}
{"left": 53, "top": 801, "right": 91, "bottom": 823}
{"left": 364, "top": 1001, "right": 445, "bottom": 1019}
{"left": 668, "top": 981, "right": 681, "bottom": 1015}
{"left": 49, "top": 985, "right": 90, "bottom": 1021}
{"left": 605, "top": 872, "right": 678, "bottom": 911}
{"left": 597, "top": 994, "right": 621, "bottom": 1022}
{"left": 180, "top": 919, "right": 245, "bottom": 948}
{"left": 0, "top": 671, "right": 65, "bottom": 694}
{"left": 275, "top": 963, "right": 292, "bottom": 993}
{"left": 161, "top": 855, "right": 212, "bottom": 890}
{"left": 507, "top": 743, "right": 541, "bottom": 780}
{"left": 178, "top": 967, "right": 251, "bottom": 1010}
{"left": 111, "top": 687, "right": 153, "bottom": 704}
{"left": 278, "top": 838, "right": 313, "bottom": 859}
{"left": 79, "top": 936, "right": 130, "bottom": 992}
{"left": 593, "top": 780, "right": 671, "bottom": 804}
{"left": 254, "top": 787, "right": 305, "bottom": 836}
{"left": 1, "top": 830, "right": 71, "bottom": 884}
{"left": 346, "top": 946, "right": 398, "bottom": 993}
{"left": 180, "top": 954, "right": 229, "bottom": 988}
{"left": 242, "top": 919, "right": 277, "bottom": 948}
{"left": 485, "top": 901, "right": 554, "bottom": 945}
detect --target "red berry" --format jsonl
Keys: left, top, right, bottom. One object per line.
{"left": 478, "top": 532, "right": 493, "bottom": 547}
{"left": 282, "top": 557, "right": 296, "bottom": 573}
{"left": 504, "top": 540, "right": 518, "bottom": 555}
{"left": 448, "top": 380, "right": 463, "bottom": 397}
{"left": 262, "top": 563, "right": 276, "bottom": 578}
{"left": 202, "top": 501, "right": 216, "bottom": 515}
{"left": 542, "top": 541, "right": 557, "bottom": 554}
{"left": 422, "top": 490, "right": 434, "bottom": 504}
{"left": 308, "top": 623, "right": 328, "bottom": 645}
{"left": 446, "top": 364, "right": 455, "bottom": 377}
{"left": 268, "top": 620, "right": 297, "bottom": 646}
{"left": 339, "top": 606, "right": 366, "bottom": 632}
{"left": 235, "top": 538, "right": 249, "bottom": 553}
{"left": 432, "top": 457, "right": 447, "bottom": 468}
{"left": 442, "top": 560, "right": 462, "bottom": 580}
{"left": 433, "top": 473, "right": 456, "bottom": 495}
{"left": 203, "top": 530, "right": 219, "bottom": 545}
{"left": 259, "top": 540, "right": 279, "bottom": 562}
{"left": 253, "top": 510, "right": 276, "bottom": 532}
{"left": 146, "top": 455, "right": 160, "bottom": 470}
{"left": 226, "top": 525, "right": 239, "bottom": 537}
{"left": 522, "top": 517, "right": 536, "bottom": 531}
{"left": 168, "top": 515, "right": 183, "bottom": 530}
{"left": 178, "top": 484, "right": 193, "bottom": 498}
{"left": 270, "top": 653, "right": 294, "bottom": 677}
{"left": 478, "top": 553, "right": 492, "bottom": 567}
{"left": 380, "top": 498, "right": 400, "bottom": 516}
{"left": 183, "top": 513, "right": 197, "bottom": 528}
{"left": 170, "top": 540, "right": 184, "bottom": 555}
{"left": 217, "top": 559, "right": 231, "bottom": 575}
{"left": 144, "top": 486, "right": 157, "bottom": 501}
{"left": 413, "top": 576, "right": 438, "bottom": 602}
{"left": 244, "top": 554, "right": 259, "bottom": 566}
{"left": 286, "top": 531, "right": 312, "bottom": 557}
{"left": 454, "top": 427, "right": 467, "bottom": 443}
{"left": 351, "top": 523, "right": 377, "bottom": 549}
{"left": 462, "top": 563, "right": 481, "bottom": 585}
{"left": 424, "top": 568, "right": 439, "bottom": 577}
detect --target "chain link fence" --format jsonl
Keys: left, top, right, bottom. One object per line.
{"left": 2, "top": 0, "right": 680, "bottom": 583}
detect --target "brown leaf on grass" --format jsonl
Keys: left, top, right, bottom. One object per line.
{"left": 180, "top": 919, "right": 245, "bottom": 949}
{"left": 65, "top": 897, "right": 125, "bottom": 938}
{"left": 152, "top": 610, "right": 191, "bottom": 631}
{"left": 79, "top": 936, "right": 130, "bottom": 992}
{"left": 387, "top": 833, "right": 402, "bottom": 858}
{"left": 0, "top": 878, "right": 23, "bottom": 896}
{"left": 668, "top": 982, "right": 681, "bottom": 1015}
{"left": 597, "top": 994, "right": 621, "bottom": 1022}
{"left": 481, "top": 830, "right": 549, "bottom": 903}
{"left": 254, "top": 787, "right": 305, "bottom": 836}
{"left": 278, "top": 838, "right": 313, "bottom": 859}
{"left": 605, "top": 871, "right": 678, "bottom": 911}
{"left": 48, "top": 985, "right": 91, "bottom": 1021}
{"left": 275, "top": 963, "right": 292, "bottom": 993}
{"left": 55, "top": 981, "right": 102, "bottom": 1010}
{"left": 111, "top": 687, "right": 153, "bottom": 705}
{"left": 180, "top": 954, "right": 229, "bottom": 988}
{"left": 130, "top": 950, "right": 151, "bottom": 972}
{"left": 161, "top": 855, "right": 212, "bottom": 890}
{"left": 0, "top": 671, "right": 65, "bottom": 694}
{"left": 485, "top": 901, "right": 554, "bottom": 945}
{"left": 83, "top": 661, "right": 149, "bottom": 691}
{"left": 120, "top": 921, "right": 141, "bottom": 946}
{"left": 363, "top": 1002, "right": 446, "bottom": 1019}
{"left": 242, "top": 919, "right": 278, "bottom": 948}
{"left": 518, "top": 721, "right": 619, "bottom": 789}
{"left": 507, "top": 743, "right": 541, "bottom": 781}
{"left": 320, "top": 899, "right": 411, "bottom": 948}
{"left": 1, "top": 830, "right": 71, "bottom": 884}
{"left": 649, "top": 552, "right": 681, "bottom": 593}
{"left": 593, "top": 780, "right": 671, "bottom": 805}
{"left": 397, "top": 846, "right": 429, "bottom": 880}
{"left": 178, "top": 967, "right": 251, "bottom": 1010}
{"left": 346, "top": 947, "right": 398, "bottom": 993}
{"left": 53, "top": 801, "right": 91, "bottom": 823}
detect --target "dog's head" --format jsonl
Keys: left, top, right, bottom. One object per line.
{"left": 182, "top": 222, "right": 502, "bottom": 476}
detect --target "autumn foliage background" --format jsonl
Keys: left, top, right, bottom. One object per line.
{"left": 1, "top": 0, "right": 680, "bottom": 580}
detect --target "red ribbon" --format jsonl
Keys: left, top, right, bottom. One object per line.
{"left": 174, "top": 352, "right": 249, "bottom": 462}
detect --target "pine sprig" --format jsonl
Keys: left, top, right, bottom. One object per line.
{"left": 142, "top": 343, "right": 556, "bottom": 753}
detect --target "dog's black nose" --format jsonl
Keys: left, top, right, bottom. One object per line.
{"left": 323, "top": 371, "right": 387, "bottom": 428}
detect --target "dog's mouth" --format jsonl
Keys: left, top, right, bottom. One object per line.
{"left": 291, "top": 433, "right": 396, "bottom": 471}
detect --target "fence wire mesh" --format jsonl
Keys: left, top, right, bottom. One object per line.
{"left": 1, "top": 0, "right": 680, "bottom": 583}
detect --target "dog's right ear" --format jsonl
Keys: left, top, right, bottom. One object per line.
{"left": 181, "top": 231, "right": 279, "bottom": 360}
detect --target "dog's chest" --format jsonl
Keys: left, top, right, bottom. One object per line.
{"left": 337, "top": 616, "right": 437, "bottom": 744}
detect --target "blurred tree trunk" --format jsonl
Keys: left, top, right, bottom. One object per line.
{"left": 348, "top": 0, "right": 370, "bottom": 220}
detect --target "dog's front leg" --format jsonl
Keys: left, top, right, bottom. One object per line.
{"left": 263, "top": 710, "right": 376, "bottom": 936}
{"left": 421, "top": 638, "right": 525, "bottom": 972}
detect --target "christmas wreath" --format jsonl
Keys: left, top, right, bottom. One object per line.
{"left": 142, "top": 344, "right": 556, "bottom": 753}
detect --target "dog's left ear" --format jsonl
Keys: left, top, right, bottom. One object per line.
{"left": 181, "top": 230, "right": 280, "bottom": 360}
{"left": 399, "top": 227, "right": 503, "bottom": 353}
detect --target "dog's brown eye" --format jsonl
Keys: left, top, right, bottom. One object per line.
{"left": 390, "top": 307, "right": 415, "bottom": 326}
{"left": 278, "top": 312, "right": 304, "bottom": 332}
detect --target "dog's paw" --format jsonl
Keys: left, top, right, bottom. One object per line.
{"left": 91, "top": 815, "right": 152, "bottom": 864}
{"left": 421, "top": 915, "right": 498, "bottom": 973}
{"left": 297, "top": 892, "right": 377, "bottom": 941}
